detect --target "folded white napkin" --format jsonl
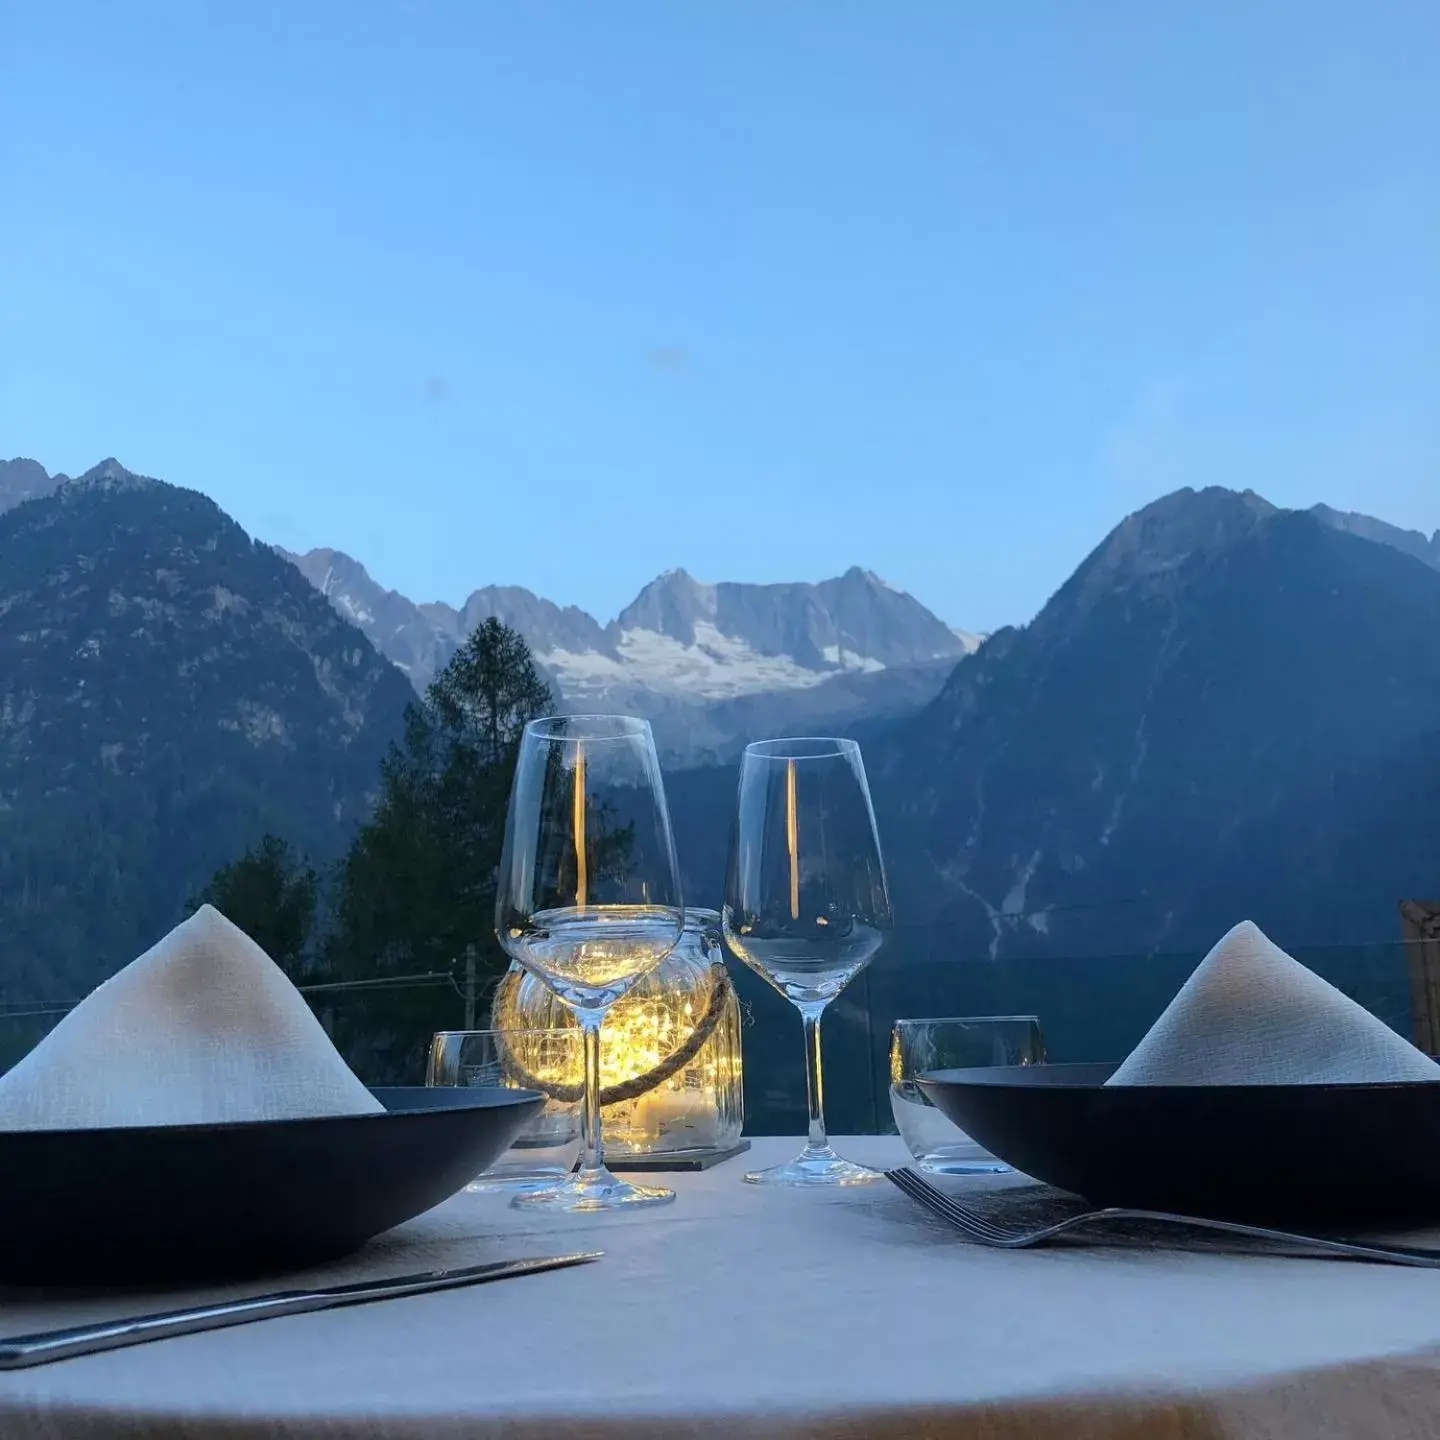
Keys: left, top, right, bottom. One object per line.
{"left": 1107, "top": 919, "right": 1440, "bottom": 1086}
{"left": 0, "top": 905, "right": 383, "bottom": 1129}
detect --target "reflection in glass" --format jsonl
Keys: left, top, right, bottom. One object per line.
{"left": 496, "top": 714, "right": 683, "bottom": 1211}
{"left": 427, "top": 1028, "right": 583, "bottom": 1190}
{"left": 724, "top": 737, "right": 892, "bottom": 1185}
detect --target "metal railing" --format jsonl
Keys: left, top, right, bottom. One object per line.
{"left": 0, "top": 934, "right": 1420, "bottom": 1137}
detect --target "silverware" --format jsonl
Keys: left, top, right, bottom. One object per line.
{"left": 888, "top": 1166, "right": 1440, "bottom": 1268}
{"left": 0, "top": 1251, "right": 602, "bottom": 1370}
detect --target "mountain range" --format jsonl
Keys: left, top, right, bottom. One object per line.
{"left": 4, "top": 459, "right": 981, "bottom": 764}
{"left": 2, "top": 454, "right": 1439, "bottom": 1070}
{"left": 280, "top": 548, "right": 980, "bottom": 762}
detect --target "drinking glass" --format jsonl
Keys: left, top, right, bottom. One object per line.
{"left": 496, "top": 714, "right": 684, "bottom": 1211}
{"left": 723, "top": 737, "right": 892, "bottom": 1185}
{"left": 427, "top": 1029, "right": 583, "bottom": 1191}
{"left": 890, "top": 1016, "right": 1046, "bottom": 1174}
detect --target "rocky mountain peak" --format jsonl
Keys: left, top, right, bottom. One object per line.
{"left": 1048, "top": 487, "right": 1440, "bottom": 639}
{"left": 283, "top": 547, "right": 389, "bottom": 607}
{"left": 0, "top": 457, "right": 66, "bottom": 514}
{"left": 71, "top": 458, "right": 155, "bottom": 494}
{"left": 458, "top": 586, "right": 614, "bottom": 659}
{"left": 1049, "top": 486, "right": 1278, "bottom": 628}
{"left": 614, "top": 569, "right": 719, "bottom": 644}
{"left": 280, "top": 546, "right": 461, "bottom": 681}
{"left": 1099, "top": 485, "right": 1274, "bottom": 574}
{"left": 843, "top": 565, "right": 898, "bottom": 591}
{"left": 1, "top": 457, "right": 163, "bottom": 520}
{"left": 1311, "top": 503, "right": 1440, "bottom": 571}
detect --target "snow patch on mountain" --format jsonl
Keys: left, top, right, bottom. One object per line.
{"left": 547, "top": 622, "right": 857, "bottom": 701}
{"left": 819, "top": 644, "right": 886, "bottom": 674}
{"left": 332, "top": 590, "right": 375, "bottom": 627}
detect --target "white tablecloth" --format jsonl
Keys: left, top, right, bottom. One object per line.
{"left": 7, "top": 1136, "right": 1440, "bottom": 1438}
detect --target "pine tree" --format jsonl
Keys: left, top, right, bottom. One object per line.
{"left": 323, "top": 619, "right": 555, "bottom": 1079}
{"left": 194, "top": 835, "right": 319, "bottom": 980}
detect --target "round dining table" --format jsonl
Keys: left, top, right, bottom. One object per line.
{"left": 5, "top": 1135, "right": 1440, "bottom": 1438}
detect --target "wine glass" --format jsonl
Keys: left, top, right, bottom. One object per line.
{"left": 496, "top": 714, "right": 684, "bottom": 1211}
{"left": 426, "top": 1028, "right": 583, "bottom": 1191}
{"left": 723, "top": 737, "right": 892, "bottom": 1185}
{"left": 890, "top": 1016, "right": 1046, "bottom": 1175}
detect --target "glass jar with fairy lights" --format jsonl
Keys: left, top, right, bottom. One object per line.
{"left": 491, "top": 908, "right": 744, "bottom": 1157}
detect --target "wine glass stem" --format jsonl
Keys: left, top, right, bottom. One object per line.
{"left": 799, "top": 1002, "right": 829, "bottom": 1152}
{"left": 578, "top": 1010, "right": 606, "bottom": 1177}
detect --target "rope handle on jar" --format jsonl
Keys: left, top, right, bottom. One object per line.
{"left": 489, "top": 962, "right": 733, "bottom": 1105}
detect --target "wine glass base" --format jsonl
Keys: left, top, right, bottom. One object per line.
{"left": 464, "top": 1169, "right": 573, "bottom": 1194}
{"left": 509, "top": 1165, "right": 674, "bottom": 1212}
{"left": 917, "top": 1156, "right": 1011, "bottom": 1177}
{"left": 743, "top": 1145, "right": 884, "bottom": 1187}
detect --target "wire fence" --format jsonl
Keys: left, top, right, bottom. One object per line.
{"left": 0, "top": 934, "right": 1426, "bottom": 1135}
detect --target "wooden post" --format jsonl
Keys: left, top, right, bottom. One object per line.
{"left": 464, "top": 946, "right": 477, "bottom": 1032}
{"left": 1401, "top": 901, "right": 1440, "bottom": 1056}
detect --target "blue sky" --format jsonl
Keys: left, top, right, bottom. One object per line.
{"left": 2, "top": 2, "right": 1435, "bottom": 633}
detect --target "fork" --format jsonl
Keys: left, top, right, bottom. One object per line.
{"left": 887, "top": 1167, "right": 1440, "bottom": 1269}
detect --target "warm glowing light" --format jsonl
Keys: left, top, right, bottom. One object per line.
{"left": 601, "top": 983, "right": 743, "bottom": 1151}
{"left": 572, "top": 741, "right": 587, "bottom": 908}
{"left": 786, "top": 756, "right": 800, "bottom": 921}
{"left": 497, "top": 918, "right": 745, "bottom": 1156}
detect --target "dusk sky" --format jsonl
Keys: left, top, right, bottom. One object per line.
{"left": 2, "top": 1, "right": 1436, "bottom": 632}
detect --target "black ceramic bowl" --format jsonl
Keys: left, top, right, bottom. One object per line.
{"left": 919, "top": 1064, "right": 1440, "bottom": 1228}
{"left": 0, "top": 1086, "right": 543, "bottom": 1285}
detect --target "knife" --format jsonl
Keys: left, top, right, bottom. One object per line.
{"left": 0, "top": 1251, "right": 602, "bottom": 1370}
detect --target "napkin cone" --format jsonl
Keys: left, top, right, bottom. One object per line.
{"left": 1107, "top": 919, "right": 1440, "bottom": 1086}
{"left": 0, "top": 905, "right": 383, "bottom": 1130}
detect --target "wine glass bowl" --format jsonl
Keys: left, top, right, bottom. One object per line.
{"left": 496, "top": 714, "right": 684, "bottom": 1211}
{"left": 503, "top": 906, "right": 683, "bottom": 1010}
{"left": 723, "top": 736, "right": 892, "bottom": 1185}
